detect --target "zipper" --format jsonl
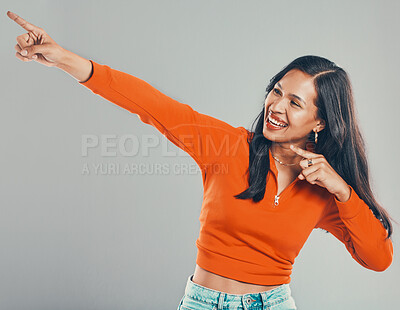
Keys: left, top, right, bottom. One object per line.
{"left": 271, "top": 173, "right": 299, "bottom": 208}
{"left": 274, "top": 195, "right": 280, "bottom": 207}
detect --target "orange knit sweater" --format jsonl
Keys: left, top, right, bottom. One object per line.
{"left": 79, "top": 60, "right": 393, "bottom": 285}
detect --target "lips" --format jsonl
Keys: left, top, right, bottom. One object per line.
{"left": 267, "top": 110, "right": 288, "bottom": 125}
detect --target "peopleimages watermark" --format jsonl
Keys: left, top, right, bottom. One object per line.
{"left": 81, "top": 132, "right": 250, "bottom": 157}
{"left": 81, "top": 133, "right": 233, "bottom": 176}
{"left": 80, "top": 131, "right": 313, "bottom": 176}
{"left": 82, "top": 134, "right": 183, "bottom": 157}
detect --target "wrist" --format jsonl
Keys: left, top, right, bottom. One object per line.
{"left": 335, "top": 184, "right": 351, "bottom": 203}
{"left": 55, "top": 49, "right": 92, "bottom": 82}
{"left": 55, "top": 48, "right": 73, "bottom": 69}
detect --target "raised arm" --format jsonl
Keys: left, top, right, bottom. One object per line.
{"left": 76, "top": 60, "right": 246, "bottom": 171}
{"left": 8, "top": 11, "right": 246, "bottom": 173}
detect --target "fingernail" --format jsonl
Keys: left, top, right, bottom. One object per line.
{"left": 21, "top": 50, "right": 27, "bottom": 56}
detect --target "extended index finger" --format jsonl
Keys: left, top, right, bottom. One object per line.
{"left": 7, "top": 11, "right": 39, "bottom": 33}
{"left": 289, "top": 144, "right": 319, "bottom": 158}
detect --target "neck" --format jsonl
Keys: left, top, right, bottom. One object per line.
{"left": 270, "top": 142, "right": 306, "bottom": 165}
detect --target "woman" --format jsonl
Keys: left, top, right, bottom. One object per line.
{"left": 8, "top": 11, "right": 394, "bottom": 310}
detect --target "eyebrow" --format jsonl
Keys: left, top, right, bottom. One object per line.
{"left": 276, "top": 82, "right": 307, "bottom": 106}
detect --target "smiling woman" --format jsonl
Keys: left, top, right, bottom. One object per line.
{"left": 7, "top": 9, "right": 395, "bottom": 310}
{"left": 236, "top": 56, "right": 394, "bottom": 236}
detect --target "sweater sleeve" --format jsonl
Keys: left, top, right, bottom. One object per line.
{"left": 315, "top": 184, "right": 393, "bottom": 272}
{"left": 78, "top": 60, "right": 244, "bottom": 171}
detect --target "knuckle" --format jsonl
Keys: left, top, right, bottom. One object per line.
{"left": 16, "top": 39, "right": 26, "bottom": 47}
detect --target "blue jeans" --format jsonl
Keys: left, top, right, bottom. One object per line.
{"left": 177, "top": 274, "right": 297, "bottom": 310}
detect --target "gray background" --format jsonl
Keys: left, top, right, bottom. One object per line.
{"left": 1, "top": 0, "right": 399, "bottom": 309}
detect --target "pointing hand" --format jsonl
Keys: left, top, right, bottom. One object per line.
{"left": 290, "top": 144, "right": 351, "bottom": 202}
{"left": 7, "top": 11, "right": 66, "bottom": 67}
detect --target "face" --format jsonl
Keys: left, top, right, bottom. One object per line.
{"left": 263, "top": 69, "right": 325, "bottom": 147}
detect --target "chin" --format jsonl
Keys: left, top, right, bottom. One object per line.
{"left": 262, "top": 127, "right": 288, "bottom": 142}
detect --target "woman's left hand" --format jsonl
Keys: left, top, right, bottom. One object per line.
{"left": 290, "top": 144, "right": 351, "bottom": 202}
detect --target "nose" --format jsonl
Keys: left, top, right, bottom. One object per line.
{"left": 268, "top": 97, "right": 288, "bottom": 114}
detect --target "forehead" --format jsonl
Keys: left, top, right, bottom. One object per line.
{"left": 278, "top": 69, "right": 318, "bottom": 105}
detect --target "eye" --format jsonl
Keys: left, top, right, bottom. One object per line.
{"left": 291, "top": 100, "right": 300, "bottom": 107}
{"left": 273, "top": 88, "right": 301, "bottom": 107}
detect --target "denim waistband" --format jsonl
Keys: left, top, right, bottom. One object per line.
{"left": 184, "top": 274, "right": 292, "bottom": 309}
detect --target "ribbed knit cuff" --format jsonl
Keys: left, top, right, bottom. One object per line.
{"left": 79, "top": 60, "right": 111, "bottom": 93}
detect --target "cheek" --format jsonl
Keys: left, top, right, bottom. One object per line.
{"left": 264, "top": 100, "right": 272, "bottom": 113}
{"left": 289, "top": 114, "right": 314, "bottom": 128}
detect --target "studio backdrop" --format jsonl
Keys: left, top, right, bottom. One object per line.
{"left": 1, "top": 1, "right": 398, "bottom": 309}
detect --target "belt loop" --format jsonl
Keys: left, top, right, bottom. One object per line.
{"left": 217, "top": 292, "right": 225, "bottom": 310}
{"left": 260, "top": 291, "right": 268, "bottom": 310}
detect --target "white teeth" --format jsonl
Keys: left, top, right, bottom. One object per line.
{"left": 267, "top": 115, "right": 287, "bottom": 127}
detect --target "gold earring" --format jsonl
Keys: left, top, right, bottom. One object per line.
{"left": 314, "top": 130, "right": 318, "bottom": 144}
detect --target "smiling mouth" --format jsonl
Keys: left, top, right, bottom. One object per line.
{"left": 266, "top": 110, "right": 288, "bottom": 128}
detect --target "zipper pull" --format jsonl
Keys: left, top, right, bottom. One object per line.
{"left": 274, "top": 195, "right": 280, "bottom": 207}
